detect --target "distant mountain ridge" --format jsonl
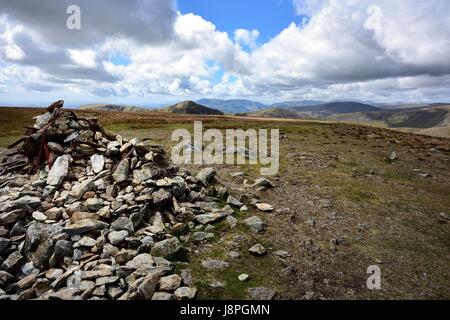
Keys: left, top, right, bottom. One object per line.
{"left": 241, "top": 101, "right": 380, "bottom": 118}
{"left": 270, "top": 100, "right": 324, "bottom": 108}
{"left": 79, "top": 104, "right": 148, "bottom": 112}
{"left": 196, "top": 99, "right": 266, "bottom": 114}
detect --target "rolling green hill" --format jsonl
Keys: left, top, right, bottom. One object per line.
{"left": 163, "top": 100, "right": 224, "bottom": 115}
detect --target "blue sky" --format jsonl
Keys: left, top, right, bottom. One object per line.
{"left": 1, "top": 0, "right": 449, "bottom": 106}
{"left": 178, "top": 0, "right": 303, "bottom": 42}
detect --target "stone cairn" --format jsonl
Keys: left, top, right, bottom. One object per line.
{"left": 0, "top": 100, "right": 234, "bottom": 300}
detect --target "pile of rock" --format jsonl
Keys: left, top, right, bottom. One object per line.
{"left": 0, "top": 101, "right": 235, "bottom": 300}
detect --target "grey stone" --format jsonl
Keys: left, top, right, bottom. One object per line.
{"left": 248, "top": 287, "right": 275, "bottom": 300}
{"left": 32, "top": 211, "right": 48, "bottom": 222}
{"left": 196, "top": 167, "right": 217, "bottom": 184}
{"left": 108, "top": 230, "right": 129, "bottom": 245}
{"left": 113, "top": 159, "right": 130, "bottom": 183}
{"left": 90, "top": 154, "right": 105, "bottom": 174}
{"left": 136, "top": 273, "right": 160, "bottom": 300}
{"left": 52, "top": 240, "right": 73, "bottom": 262}
{"left": 82, "top": 269, "right": 113, "bottom": 281}
{"left": 49, "top": 288, "right": 81, "bottom": 300}
{"left": 152, "top": 188, "right": 172, "bottom": 206}
{"left": 238, "top": 274, "right": 250, "bottom": 282}
{"left": 159, "top": 274, "right": 182, "bottom": 292}
{"left": 125, "top": 253, "right": 155, "bottom": 270}
{"left": 107, "top": 286, "right": 123, "bottom": 300}
{"left": 45, "top": 269, "right": 64, "bottom": 280}
{"left": 0, "top": 196, "right": 41, "bottom": 212}
{"left": 201, "top": 259, "right": 230, "bottom": 270}
{"left": 151, "top": 292, "right": 175, "bottom": 300}
{"left": 389, "top": 151, "right": 397, "bottom": 161}
{"left": 244, "top": 216, "right": 264, "bottom": 233}
{"left": 209, "top": 280, "right": 225, "bottom": 289}
{"left": 226, "top": 216, "right": 238, "bottom": 228}
{"left": 255, "top": 203, "right": 274, "bottom": 212}
{"left": 63, "top": 219, "right": 108, "bottom": 235}
{"left": 45, "top": 207, "right": 63, "bottom": 220}
{"left": 132, "top": 163, "right": 163, "bottom": 182}
{"left": 195, "top": 208, "right": 232, "bottom": 225}
{"left": 227, "top": 195, "right": 243, "bottom": 207}
{"left": 249, "top": 243, "right": 266, "bottom": 256}
{"left": 251, "top": 178, "right": 274, "bottom": 189}
{"left": 0, "top": 237, "right": 10, "bottom": 255}
{"left": 75, "top": 236, "right": 97, "bottom": 248}
{"left": 17, "top": 274, "right": 36, "bottom": 289}
{"left": 95, "top": 276, "right": 119, "bottom": 286}
{"left": 86, "top": 198, "right": 104, "bottom": 212}
{"left": 47, "top": 155, "right": 72, "bottom": 186}
{"left": 272, "top": 250, "right": 291, "bottom": 258}
{"left": 0, "top": 270, "right": 14, "bottom": 287}
{"left": 151, "top": 237, "right": 181, "bottom": 257}
{"left": 174, "top": 287, "right": 197, "bottom": 300}
{"left": 228, "top": 251, "right": 241, "bottom": 260}
{"left": 2, "top": 251, "right": 23, "bottom": 272}
{"left": 47, "top": 142, "right": 64, "bottom": 153}
{"left": 180, "top": 269, "right": 193, "bottom": 287}
{"left": 70, "top": 179, "right": 94, "bottom": 201}
{"left": 111, "top": 217, "right": 134, "bottom": 234}
{"left": 192, "top": 232, "right": 214, "bottom": 242}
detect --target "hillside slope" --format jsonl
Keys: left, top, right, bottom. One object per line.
{"left": 290, "top": 102, "right": 381, "bottom": 115}
{"left": 164, "top": 101, "right": 224, "bottom": 115}
{"left": 239, "top": 107, "right": 300, "bottom": 118}
{"left": 334, "top": 105, "right": 450, "bottom": 137}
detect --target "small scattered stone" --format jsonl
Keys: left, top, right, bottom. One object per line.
{"left": 192, "top": 232, "right": 214, "bottom": 242}
{"left": 152, "top": 292, "right": 175, "bottom": 300}
{"left": 174, "top": 287, "right": 197, "bottom": 300}
{"left": 196, "top": 168, "right": 217, "bottom": 184}
{"left": 228, "top": 251, "right": 241, "bottom": 260}
{"left": 238, "top": 274, "right": 250, "bottom": 282}
{"left": 226, "top": 216, "right": 238, "bottom": 228}
{"left": 249, "top": 244, "right": 266, "bottom": 256}
{"left": 227, "top": 195, "right": 243, "bottom": 207}
{"left": 251, "top": 178, "right": 274, "bottom": 189}
{"left": 248, "top": 287, "right": 275, "bottom": 300}
{"left": 201, "top": 259, "right": 229, "bottom": 270}
{"left": 255, "top": 203, "right": 274, "bottom": 212}
{"left": 209, "top": 280, "right": 225, "bottom": 289}
{"left": 244, "top": 216, "right": 264, "bottom": 233}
